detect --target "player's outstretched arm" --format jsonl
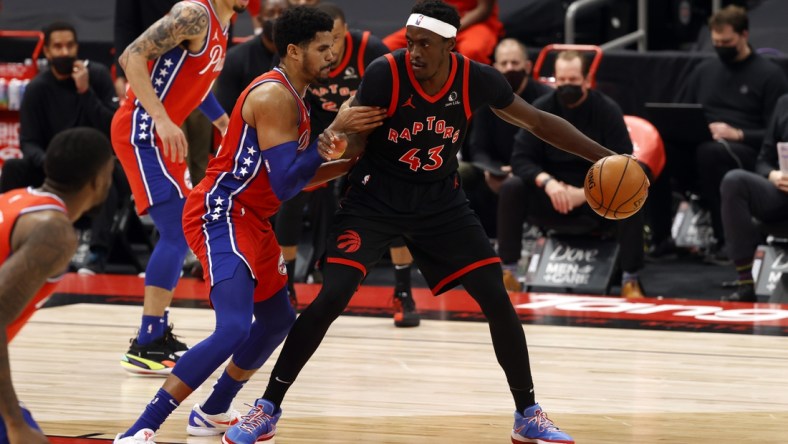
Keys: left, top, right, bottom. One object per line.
{"left": 492, "top": 94, "right": 616, "bottom": 163}
{"left": 0, "top": 212, "right": 77, "bottom": 444}
{"left": 119, "top": 2, "right": 210, "bottom": 163}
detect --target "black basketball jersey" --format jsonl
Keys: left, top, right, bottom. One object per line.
{"left": 356, "top": 49, "right": 514, "bottom": 182}
{"left": 307, "top": 29, "right": 388, "bottom": 137}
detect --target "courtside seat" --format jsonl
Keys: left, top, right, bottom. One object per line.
{"left": 624, "top": 114, "right": 665, "bottom": 181}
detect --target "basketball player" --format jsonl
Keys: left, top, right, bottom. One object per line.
{"left": 112, "top": 7, "right": 387, "bottom": 444}
{"left": 276, "top": 2, "right": 420, "bottom": 326}
{"left": 227, "top": 1, "right": 624, "bottom": 442}
{"left": 0, "top": 128, "right": 114, "bottom": 444}
{"left": 112, "top": 0, "right": 242, "bottom": 375}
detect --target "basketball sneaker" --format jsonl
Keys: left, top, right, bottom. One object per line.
{"left": 120, "top": 336, "right": 179, "bottom": 375}
{"left": 187, "top": 404, "right": 242, "bottom": 436}
{"left": 511, "top": 403, "right": 574, "bottom": 444}
{"left": 113, "top": 428, "right": 156, "bottom": 444}
{"left": 393, "top": 289, "right": 420, "bottom": 327}
{"left": 503, "top": 268, "right": 522, "bottom": 292}
{"left": 222, "top": 399, "right": 280, "bottom": 444}
{"left": 163, "top": 323, "right": 189, "bottom": 356}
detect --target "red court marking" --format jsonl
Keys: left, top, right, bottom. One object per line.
{"left": 51, "top": 274, "right": 788, "bottom": 334}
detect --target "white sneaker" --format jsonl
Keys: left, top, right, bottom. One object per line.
{"left": 114, "top": 428, "right": 156, "bottom": 444}
{"left": 187, "top": 403, "right": 242, "bottom": 436}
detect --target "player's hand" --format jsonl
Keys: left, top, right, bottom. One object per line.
{"left": 483, "top": 166, "right": 511, "bottom": 194}
{"left": 545, "top": 180, "right": 573, "bottom": 214}
{"left": 768, "top": 170, "right": 788, "bottom": 193}
{"left": 155, "top": 117, "right": 188, "bottom": 163}
{"left": 709, "top": 122, "right": 742, "bottom": 141}
{"left": 114, "top": 76, "right": 128, "bottom": 103}
{"left": 72, "top": 59, "right": 90, "bottom": 94}
{"left": 331, "top": 104, "right": 387, "bottom": 134}
{"left": 7, "top": 422, "right": 50, "bottom": 444}
{"left": 213, "top": 114, "right": 229, "bottom": 136}
{"left": 318, "top": 128, "right": 348, "bottom": 160}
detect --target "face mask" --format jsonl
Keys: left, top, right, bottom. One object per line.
{"left": 502, "top": 69, "right": 527, "bottom": 91}
{"left": 262, "top": 19, "right": 275, "bottom": 42}
{"left": 714, "top": 45, "right": 739, "bottom": 64}
{"left": 50, "top": 56, "right": 76, "bottom": 76}
{"left": 556, "top": 84, "right": 584, "bottom": 107}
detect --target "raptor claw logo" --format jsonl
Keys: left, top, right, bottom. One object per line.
{"left": 337, "top": 229, "right": 361, "bottom": 253}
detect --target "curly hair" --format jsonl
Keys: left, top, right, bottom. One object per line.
{"left": 411, "top": 0, "right": 461, "bottom": 31}
{"left": 273, "top": 5, "right": 334, "bottom": 56}
{"left": 44, "top": 128, "right": 113, "bottom": 192}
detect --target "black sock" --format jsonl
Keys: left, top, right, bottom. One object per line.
{"left": 285, "top": 259, "right": 296, "bottom": 289}
{"left": 394, "top": 264, "right": 411, "bottom": 294}
{"left": 510, "top": 386, "right": 536, "bottom": 413}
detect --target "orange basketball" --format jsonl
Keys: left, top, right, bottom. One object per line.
{"left": 584, "top": 155, "right": 648, "bottom": 220}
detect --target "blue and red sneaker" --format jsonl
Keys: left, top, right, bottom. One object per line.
{"left": 222, "top": 399, "right": 280, "bottom": 444}
{"left": 511, "top": 403, "right": 574, "bottom": 444}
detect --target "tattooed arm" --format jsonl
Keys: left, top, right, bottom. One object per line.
{"left": 118, "top": 2, "right": 210, "bottom": 164}
{"left": 0, "top": 212, "right": 77, "bottom": 444}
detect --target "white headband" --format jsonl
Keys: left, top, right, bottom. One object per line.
{"left": 406, "top": 13, "right": 457, "bottom": 39}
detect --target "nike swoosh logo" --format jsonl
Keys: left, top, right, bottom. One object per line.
{"left": 275, "top": 376, "right": 292, "bottom": 384}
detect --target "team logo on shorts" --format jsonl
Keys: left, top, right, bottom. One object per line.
{"left": 278, "top": 253, "right": 287, "bottom": 275}
{"left": 336, "top": 230, "right": 361, "bottom": 253}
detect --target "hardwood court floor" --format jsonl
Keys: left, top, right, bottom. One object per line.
{"left": 10, "top": 302, "right": 788, "bottom": 443}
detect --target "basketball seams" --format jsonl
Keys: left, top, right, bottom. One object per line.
{"left": 585, "top": 155, "right": 648, "bottom": 220}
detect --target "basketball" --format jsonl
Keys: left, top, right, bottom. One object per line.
{"left": 584, "top": 155, "right": 648, "bottom": 220}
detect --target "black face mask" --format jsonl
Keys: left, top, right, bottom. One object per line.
{"left": 556, "top": 84, "right": 584, "bottom": 107}
{"left": 714, "top": 45, "right": 739, "bottom": 64}
{"left": 50, "top": 56, "right": 76, "bottom": 76}
{"left": 262, "top": 19, "right": 275, "bottom": 43}
{"left": 502, "top": 69, "right": 527, "bottom": 91}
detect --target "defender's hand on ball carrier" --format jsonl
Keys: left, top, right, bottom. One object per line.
{"left": 584, "top": 154, "right": 649, "bottom": 220}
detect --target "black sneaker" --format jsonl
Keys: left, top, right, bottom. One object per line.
{"left": 77, "top": 249, "right": 107, "bottom": 275}
{"left": 393, "top": 290, "right": 420, "bottom": 328}
{"left": 163, "top": 323, "right": 189, "bottom": 356}
{"left": 721, "top": 282, "right": 756, "bottom": 303}
{"left": 120, "top": 336, "right": 180, "bottom": 376}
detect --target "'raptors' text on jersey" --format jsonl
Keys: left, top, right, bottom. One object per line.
{"left": 354, "top": 49, "right": 513, "bottom": 182}
{"left": 306, "top": 29, "right": 389, "bottom": 139}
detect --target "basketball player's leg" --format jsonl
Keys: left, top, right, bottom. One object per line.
{"left": 121, "top": 192, "right": 190, "bottom": 375}
{"left": 274, "top": 190, "right": 312, "bottom": 307}
{"left": 390, "top": 239, "right": 420, "bottom": 327}
{"left": 455, "top": 23, "right": 499, "bottom": 64}
{"left": 188, "top": 286, "right": 296, "bottom": 436}
{"left": 117, "top": 262, "right": 257, "bottom": 441}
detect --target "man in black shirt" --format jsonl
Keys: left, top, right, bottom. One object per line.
{"left": 214, "top": 0, "right": 287, "bottom": 114}
{"left": 664, "top": 5, "right": 788, "bottom": 259}
{"left": 496, "top": 50, "right": 645, "bottom": 298}
{"left": 0, "top": 21, "right": 121, "bottom": 273}
{"left": 463, "top": 38, "right": 551, "bottom": 237}
{"left": 719, "top": 93, "right": 788, "bottom": 302}
{"left": 227, "top": 1, "right": 627, "bottom": 442}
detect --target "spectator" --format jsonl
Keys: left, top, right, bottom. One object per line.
{"left": 659, "top": 5, "right": 788, "bottom": 261}
{"left": 462, "top": 38, "right": 551, "bottom": 237}
{"left": 497, "top": 50, "right": 645, "bottom": 298}
{"left": 215, "top": 0, "right": 287, "bottom": 115}
{"left": 1, "top": 21, "right": 123, "bottom": 274}
{"left": 382, "top": 0, "right": 502, "bottom": 64}
{"left": 719, "top": 93, "right": 788, "bottom": 302}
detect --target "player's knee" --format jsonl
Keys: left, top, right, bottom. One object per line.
{"left": 216, "top": 321, "right": 252, "bottom": 351}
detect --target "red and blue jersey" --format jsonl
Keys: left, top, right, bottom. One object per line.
{"left": 183, "top": 67, "right": 309, "bottom": 291}
{"left": 120, "top": 0, "right": 229, "bottom": 127}
{"left": 1, "top": 188, "right": 68, "bottom": 342}
{"left": 112, "top": 0, "right": 230, "bottom": 214}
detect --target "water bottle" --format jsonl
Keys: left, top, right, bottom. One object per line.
{"left": 0, "top": 78, "right": 7, "bottom": 110}
{"left": 7, "top": 78, "right": 22, "bottom": 111}
{"left": 19, "top": 79, "right": 29, "bottom": 104}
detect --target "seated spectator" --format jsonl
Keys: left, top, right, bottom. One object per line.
{"left": 719, "top": 93, "right": 788, "bottom": 302}
{"left": 497, "top": 50, "right": 645, "bottom": 298}
{"left": 383, "top": 0, "right": 501, "bottom": 64}
{"left": 653, "top": 5, "right": 788, "bottom": 261}
{"left": 1, "top": 21, "right": 124, "bottom": 273}
{"left": 462, "top": 38, "right": 551, "bottom": 237}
